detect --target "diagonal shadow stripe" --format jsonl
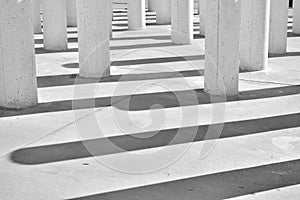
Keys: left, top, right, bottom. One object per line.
{"left": 269, "top": 51, "right": 300, "bottom": 58}
{"left": 113, "top": 84, "right": 300, "bottom": 111}
{"left": 110, "top": 42, "right": 180, "bottom": 50}
{"left": 35, "top": 37, "right": 78, "bottom": 44}
{"left": 37, "top": 69, "right": 204, "bottom": 88}
{"left": 1, "top": 84, "right": 300, "bottom": 117}
{"left": 113, "top": 17, "right": 156, "bottom": 22}
{"left": 110, "top": 35, "right": 171, "bottom": 41}
{"left": 111, "top": 55, "right": 204, "bottom": 66}
{"left": 287, "top": 32, "right": 300, "bottom": 37}
{"left": 35, "top": 47, "right": 78, "bottom": 54}
{"left": 10, "top": 112, "right": 300, "bottom": 165}
{"left": 66, "top": 159, "right": 300, "bottom": 200}
{"left": 62, "top": 54, "right": 204, "bottom": 68}
{"left": 35, "top": 42, "right": 181, "bottom": 54}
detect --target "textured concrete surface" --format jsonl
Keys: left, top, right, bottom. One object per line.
{"left": 42, "top": 0, "right": 68, "bottom": 51}
{"left": 0, "top": 7, "right": 300, "bottom": 200}
{"left": 240, "top": 0, "right": 270, "bottom": 71}
{"left": 0, "top": 0, "right": 38, "bottom": 109}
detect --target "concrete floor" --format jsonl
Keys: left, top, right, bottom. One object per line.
{"left": 1, "top": 8, "right": 300, "bottom": 200}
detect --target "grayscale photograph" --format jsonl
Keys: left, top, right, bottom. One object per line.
{"left": 0, "top": 0, "right": 299, "bottom": 199}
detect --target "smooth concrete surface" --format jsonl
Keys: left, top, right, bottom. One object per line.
{"left": 228, "top": 185, "right": 300, "bottom": 200}
{"left": 127, "top": 0, "right": 146, "bottom": 30}
{"left": 77, "top": 0, "right": 110, "bottom": 78}
{"left": 240, "top": 0, "right": 270, "bottom": 71}
{"left": 269, "top": 0, "right": 288, "bottom": 54}
{"left": 109, "top": 0, "right": 113, "bottom": 39}
{"left": 1, "top": 6, "right": 300, "bottom": 200}
{"left": 293, "top": 0, "right": 300, "bottom": 33}
{"left": 199, "top": 0, "right": 206, "bottom": 36}
{"left": 171, "top": 0, "right": 193, "bottom": 44}
{"left": 147, "top": 0, "right": 154, "bottom": 11}
{"left": 66, "top": 0, "right": 77, "bottom": 27}
{"left": 32, "top": 0, "right": 42, "bottom": 34}
{"left": 42, "top": 0, "right": 68, "bottom": 51}
{"left": 0, "top": 0, "right": 38, "bottom": 109}
{"left": 152, "top": 0, "right": 171, "bottom": 24}
{"left": 204, "top": 0, "right": 241, "bottom": 96}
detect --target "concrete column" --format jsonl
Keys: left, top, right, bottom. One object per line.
{"left": 204, "top": 0, "right": 241, "bottom": 96}
{"left": 32, "top": 0, "right": 42, "bottom": 34}
{"left": 66, "top": 0, "right": 77, "bottom": 27}
{"left": 148, "top": 0, "right": 154, "bottom": 11}
{"left": 195, "top": 0, "right": 199, "bottom": 14}
{"left": 127, "top": 0, "right": 146, "bottom": 30}
{"left": 109, "top": 0, "right": 113, "bottom": 39}
{"left": 171, "top": 0, "right": 193, "bottom": 44}
{"left": 0, "top": 0, "right": 37, "bottom": 109}
{"left": 240, "top": 0, "right": 270, "bottom": 71}
{"left": 293, "top": 0, "right": 300, "bottom": 33}
{"left": 199, "top": 0, "right": 206, "bottom": 36}
{"left": 152, "top": 0, "right": 171, "bottom": 24}
{"left": 42, "top": 0, "right": 68, "bottom": 50}
{"left": 269, "top": 0, "right": 288, "bottom": 54}
{"left": 77, "top": 0, "right": 110, "bottom": 78}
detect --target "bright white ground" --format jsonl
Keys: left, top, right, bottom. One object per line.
{"left": 0, "top": 7, "right": 300, "bottom": 200}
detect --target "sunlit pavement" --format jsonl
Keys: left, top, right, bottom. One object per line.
{"left": 0, "top": 7, "right": 300, "bottom": 200}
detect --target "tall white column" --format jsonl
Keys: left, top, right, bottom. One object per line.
{"left": 152, "top": 0, "right": 171, "bottom": 24}
{"left": 33, "top": 0, "right": 42, "bottom": 34}
{"left": 195, "top": 0, "right": 199, "bottom": 14}
{"left": 77, "top": 0, "right": 110, "bottom": 78}
{"left": 0, "top": 0, "right": 37, "bottom": 109}
{"left": 148, "top": 0, "right": 154, "bottom": 11}
{"left": 240, "top": 0, "right": 270, "bottom": 71}
{"left": 109, "top": 0, "right": 113, "bottom": 39}
{"left": 127, "top": 0, "right": 146, "bottom": 30}
{"left": 66, "top": 0, "right": 77, "bottom": 27}
{"left": 269, "top": 0, "right": 288, "bottom": 54}
{"left": 199, "top": 0, "right": 206, "bottom": 36}
{"left": 204, "top": 0, "right": 241, "bottom": 96}
{"left": 293, "top": 0, "right": 300, "bottom": 33}
{"left": 42, "top": 0, "right": 68, "bottom": 50}
{"left": 171, "top": 0, "right": 193, "bottom": 44}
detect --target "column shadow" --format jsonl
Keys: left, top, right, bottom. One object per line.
{"left": 287, "top": 32, "right": 300, "bottom": 37}
{"left": 38, "top": 69, "right": 204, "bottom": 88}
{"left": 110, "top": 35, "right": 171, "bottom": 41}
{"left": 269, "top": 52, "right": 300, "bottom": 58}
{"left": 66, "top": 159, "right": 300, "bottom": 200}
{"left": 35, "top": 42, "right": 182, "bottom": 54}
{"left": 10, "top": 112, "right": 300, "bottom": 165}
{"left": 34, "top": 37, "right": 78, "bottom": 45}
{"left": 1, "top": 84, "right": 300, "bottom": 117}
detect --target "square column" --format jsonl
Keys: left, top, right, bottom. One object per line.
{"left": 42, "top": 0, "right": 68, "bottom": 51}
{"left": 171, "top": 0, "right": 193, "bottom": 44}
{"left": 32, "top": 0, "right": 42, "bottom": 34}
{"left": 240, "top": 0, "right": 270, "bottom": 71}
{"left": 109, "top": 0, "right": 113, "bottom": 39}
{"left": 148, "top": 0, "right": 154, "bottom": 11}
{"left": 152, "top": 0, "right": 171, "bottom": 24}
{"left": 293, "top": 0, "right": 300, "bottom": 33}
{"left": 127, "top": 0, "right": 146, "bottom": 30}
{"left": 204, "top": 0, "right": 241, "bottom": 96}
{"left": 199, "top": 0, "right": 206, "bottom": 36}
{"left": 77, "top": 0, "right": 110, "bottom": 78}
{"left": 66, "top": 0, "right": 77, "bottom": 27}
{"left": 0, "top": 0, "right": 38, "bottom": 109}
{"left": 269, "top": 0, "right": 288, "bottom": 54}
